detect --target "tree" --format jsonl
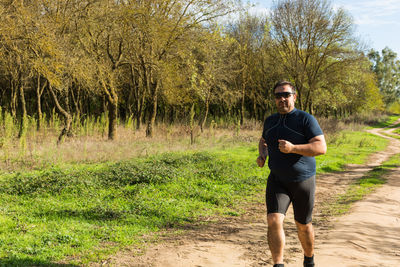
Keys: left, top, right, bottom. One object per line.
{"left": 313, "top": 55, "right": 383, "bottom": 116}
{"left": 71, "top": 0, "right": 128, "bottom": 140}
{"left": 30, "top": 0, "right": 81, "bottom": 141}
{"left": 187, "top": 26, "right": 237, "bottom": 132}
{"left": 368, "top": 47, "right": 400, "bottom": 107}
{"left": 128, "top": 0, "right": 237, "bottom": 137}
{"left": 228, "top": 12, "right": 268, "bottom": 125}
{"left": 0, "top": 0, "right": 387, "bottom": 145}
{"left": 0, "top": 2, "right": 48, "bottom": 138}
{"left": 269, "top": 0, "right": 359, "bottom": 113}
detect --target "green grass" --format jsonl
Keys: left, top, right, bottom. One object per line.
{"left": 380, "top": 131, "right": 400, "bottom": 140}
{"left": 316, "top": 131, "right": 388, "bottom": 173}
{"left": 322, "top": 153, "right": 400, "bottom": 217}
{"left": 370, "top": 114, "right": 400, "bottom": 128}
{"left": 0, "top": 147, "right": 267, "bottom": 265}
{"left": 0, "top": 126, "right": 393, "bottom": 265}
{"left": 392, "top": 127, "right": 400, "bottom": 135}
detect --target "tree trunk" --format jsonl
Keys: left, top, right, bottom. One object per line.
{"left": 18, "top": 85, "right": 27, "bottom": 139}
{"left": 10, "top": 80, "right": 17, "bottom": 118}
{"left": 86, "top": 94, "right": 91, "bottom": 117}
{"left": 128, "top": 64, "right": 138, "bottom": 120}
{"left": 304, "top": 80, "right": 317, "bottom": 114}
{"left": 102, "top": 94, "right": 107, "bottom": 115}
{"left": 127, "top": 84, "right": 134, "bottom": 117}
{"left": 98, "top": 74, "right": 119, "bottom": 140}
{"left": 253, "top": 101, "right": 257, "bottom": 121}
{"left": 136, "top": 93, "right": 145, "bottom": 130}
{"left": 65, "top": 87, "right": 71, "bottom": 119}
{"left": 304, "top": 88, "right": 311, "bottom": 113}
{"left": 200, "top": 92, "right": 210, "bottom": 133}
{"left": 108, "top": 96, "right": 118, "bottom": 140}
{"left": 240, "top": 83, "right": 246, "bottom": 126}
{"left": 169, "top": 106, "right": 174, "bottom": 124}
{"left": 48, "top": 84, "right": 72, "bottom": 144}
{"left": 36, "top": 76, "right": 46, "bottom": 131}
{"left": 70, "top": 84, "right": 81, "bottom": 118}
{"left": 146, "top": 82, "right": 158, "bottom": 138}
{"left": 133, "top": 65, "right": 145, "bottom": 130}
{"left": 294, "top": 79, "right": 304, "bottom": 111}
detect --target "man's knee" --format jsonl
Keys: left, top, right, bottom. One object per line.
{"left": 267, "top": 213, "right": 285, "bottom": 228}
{"left": 295, "top": 220, "right": 313, "bottom": 233}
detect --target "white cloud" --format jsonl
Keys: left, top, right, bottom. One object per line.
{"left": 360, "top": 0, "right": 400, "bottom": 11}
{"left": 355, "top": 16, "right": 400, "bottom": 26}
{"left": 335, "top": 0, "right": 400, "bottom": 26}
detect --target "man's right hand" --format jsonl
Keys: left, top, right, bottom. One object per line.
{"left": 256, "top": 155, "right": 265, "bottom": 167}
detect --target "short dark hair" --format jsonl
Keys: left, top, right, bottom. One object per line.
{"left": 273, "top": 81, "right": 296, "bottom": 94}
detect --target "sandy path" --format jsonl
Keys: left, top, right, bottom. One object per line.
{"left": 299, "top": 127, "right": 400, "bottom": 267}
{"left": 100, "top": 126, "right": 400, "bottom": 267}
{"left": 304, "top": 168, "right": 400, "bottom": 267}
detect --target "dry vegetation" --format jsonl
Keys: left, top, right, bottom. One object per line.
{"left": 0, "top": 121, "right": 262, "bottom": 173}
{"left": 0, "top": 112, "right": 388, "bottom": 173}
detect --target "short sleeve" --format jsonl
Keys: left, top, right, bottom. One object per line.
{"left": 304, "top": 115, "right": 323, "bottom": 141}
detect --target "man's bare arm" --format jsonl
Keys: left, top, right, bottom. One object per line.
{"left": 257, "top": 137, "right": 268, "bottom": 167}
{"left": 278, "top": 135, "right": 327, "bottom": 157}
{"left": 259, "top": 137, "right": 268, "bottom": 159}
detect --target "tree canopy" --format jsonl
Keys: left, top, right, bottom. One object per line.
{"left": 0, "top": 0, "right": 395, "bottom": 141}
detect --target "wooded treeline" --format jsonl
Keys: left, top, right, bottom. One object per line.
{"left": 0, "top": 0, "right": 398, "bottom": 141}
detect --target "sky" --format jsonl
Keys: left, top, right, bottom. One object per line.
{"left": 248, "top": 0, "right": 400, "bottom": 57}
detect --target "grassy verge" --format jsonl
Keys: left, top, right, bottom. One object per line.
{"left": 0, "top": 129, "right": 391, "bottom": 265}
{"left": 370, "top": 114, "right": 400, "bottom": 128}
{"left": 374, "top": 114, "right": 400, "bottom": 139}
{"left": 316, "top": 131, "right": 388, "bottom": 172}
{"left": 392, "top": 127, "right": 400, "bottom": 136}
{"left": 321, "top": 153, "right": 400, "bottom": 217}
{"left": 380, "top": 131, "right": 400, "bottom": 140}
{"left": 0, "top": 146, "right": 267, "bottom": 265}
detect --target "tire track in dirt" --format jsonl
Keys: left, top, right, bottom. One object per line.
{"left": 96, "top": 125, "right": 400, "bottom": 267}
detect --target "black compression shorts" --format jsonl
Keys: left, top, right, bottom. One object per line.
{"left": 266, "top": 173, "right": 315, "bottom": 224}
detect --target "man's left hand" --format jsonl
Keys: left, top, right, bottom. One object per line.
{"left": 278, "top": 139, "right": 294, "bottom": 153}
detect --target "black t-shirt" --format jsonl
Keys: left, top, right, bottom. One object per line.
{"left": 262, "top": 108, "right": 323, "bottom": 182}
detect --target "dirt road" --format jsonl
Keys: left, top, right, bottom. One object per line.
{"left": 102, "top": 126, "right": 400, "bottom": 267}
{"left": 296, "top": 127, "right": 400, "bottom": 267}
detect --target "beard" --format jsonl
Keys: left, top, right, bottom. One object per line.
{"left": 277, "top": 101, "right": 291, "bottom": 114}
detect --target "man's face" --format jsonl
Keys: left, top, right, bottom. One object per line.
{"left": 274, "top": 84, "right": 296, "bottom": 114}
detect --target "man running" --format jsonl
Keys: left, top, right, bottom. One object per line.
{"left": 257, "top": 81, "right": 327, "bottom": 267}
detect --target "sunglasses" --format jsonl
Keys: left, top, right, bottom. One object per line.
{"left": 274, "top": 92, "right": 294, "bottom": 99}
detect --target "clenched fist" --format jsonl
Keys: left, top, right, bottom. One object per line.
{"left": 256, "top": 155, "right": 266, "bottom": 167}
{"left": 278, "top": 139, "right": 294, "bottom": 153}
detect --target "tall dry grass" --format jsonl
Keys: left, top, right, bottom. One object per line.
{"left": 0, "top": 116, "right": 262, "bottom": 173}
{"left": 318, "top": 112, "right": 388, "bottom": 144}
{"left": 0, "top": 110, "right": 388, "bottom": 173}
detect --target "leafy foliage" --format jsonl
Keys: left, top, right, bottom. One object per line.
{"left": 368, "top": 47, "right": 400, "bottom": 107}
{"left": 0, "top": 0, "right": 394, "bottom": 143}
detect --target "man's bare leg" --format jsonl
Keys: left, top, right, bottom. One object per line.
{"left": 267, "top": 213, "right": 285, "bottom": 264}
{"left": 295, "top": 220, "right": 314, "bottom": 257}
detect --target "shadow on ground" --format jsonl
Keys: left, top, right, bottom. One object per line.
{"left": 0, "top": 257, "right": 80, "bottom": 267}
